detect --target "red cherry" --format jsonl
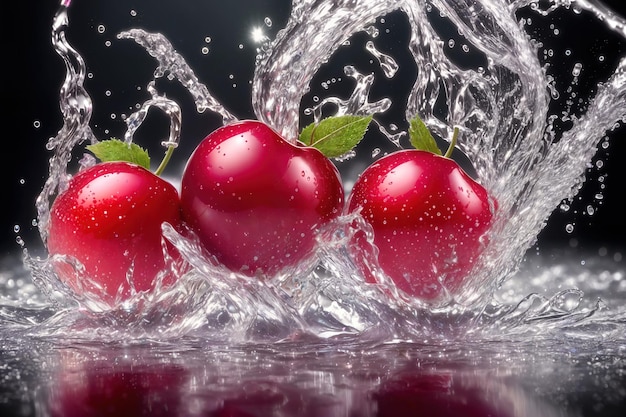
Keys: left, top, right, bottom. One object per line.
{"left": 347, "top": 150, "right": 494, "bottom": 302}
{"left": 180, "top": 120, "right": 344, "bottom": 277}
{"left": 47, "top": 161, "right": 182, "bottom": 302}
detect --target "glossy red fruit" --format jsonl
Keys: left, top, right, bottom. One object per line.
{"left": 47, "top": 161, "right": 182, "bottom": 302}
{"left": 347, "top": 150, "right": 494, "bottom": 302}
{"left": 180, "top": 120, "right": 344, "bottom": 278}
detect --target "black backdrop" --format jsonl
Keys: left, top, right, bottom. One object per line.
{"left": 4, "top": 0, "right": 625, "bottom": 263}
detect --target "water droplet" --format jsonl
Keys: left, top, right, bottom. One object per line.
{"left": 365, "top": 41, "right": 398, "bottom": 78}
{"left": 364, "top": 25, "right": 379, "bottom": 38}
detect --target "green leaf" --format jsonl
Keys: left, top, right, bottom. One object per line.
{"left": 86, "top": 138, "right": 151, "bottom": 170}
{"left": 408, "top": 114, "right": 442, "bottom": 155}
{"left": 300, "top": 115, "right": 373, "bottom": 158}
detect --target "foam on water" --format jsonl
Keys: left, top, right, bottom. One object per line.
{"left": 5, "top": 0, "right": 626, "bottom": 344}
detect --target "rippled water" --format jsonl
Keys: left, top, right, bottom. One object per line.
{"left": 2, "top": 0, "right": 626, "bottom": 415}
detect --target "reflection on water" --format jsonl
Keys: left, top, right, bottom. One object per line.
{"left": 1, "top": 338, "right": 623, "bottom": 417}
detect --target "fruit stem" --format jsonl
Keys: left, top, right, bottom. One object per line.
{"left": 154, "top": 144, "right": 175, "bottom": 177}
{"left": 444, "top": 126, "right": 459, "bottom": 159}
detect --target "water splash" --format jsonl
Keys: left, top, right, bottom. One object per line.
{"left": 35, "top": 3, "right": 97, "bottom": 245}
{"left": 117, "top": 29, "right": 238, "bottom": 124}
{"left": 11, "top": 0, "right": 626, "bottom": 343}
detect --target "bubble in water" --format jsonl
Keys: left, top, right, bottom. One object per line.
{"left": 97, "top": 24, "right": 105, "bottom": 34}
{"left": 565, "top": 224, "right": 575, "bottom": 234}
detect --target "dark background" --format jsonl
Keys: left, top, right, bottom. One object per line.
{"left": 4, "top": 0, "right": 626, "bottom": 263}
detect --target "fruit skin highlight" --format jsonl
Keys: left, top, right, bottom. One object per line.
{"left": 47, "top": 161, "right": 182, "bottom": 302}
{"left": 346, "top": 148, "right": 494, "bottom": 302}
{"left": 180, "top": 120, "right": 345, "bottom": 278}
